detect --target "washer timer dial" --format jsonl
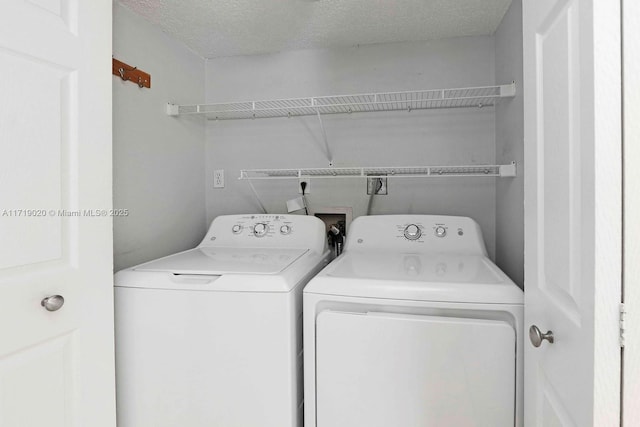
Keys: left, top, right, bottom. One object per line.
{"left": 253, "top": 223, "right": 268, "bottom": 237}
{"left": 404, "top": 224, "right": 422, "bottom": 240}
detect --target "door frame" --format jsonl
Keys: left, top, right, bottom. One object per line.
{"left": 622, "top": 0, "right": 640, "bottom": 424}
{"left": 591, "top": 1, "right": 624, "bottom": 425}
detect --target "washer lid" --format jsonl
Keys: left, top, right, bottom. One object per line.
{"left": 305, "top": 251, "right": 523, "bottom": 304}
{"left": 134, "top": 247, "right": 309, "bottom": 275}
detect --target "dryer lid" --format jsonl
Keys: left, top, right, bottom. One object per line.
{"left": 304, "top": 252, "right": 523, "bottom": 304}
{"left": 134, "top": 247, "right": 309, "bottom": 275}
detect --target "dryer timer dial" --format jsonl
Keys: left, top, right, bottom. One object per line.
{"left": 404, "top": 224, "right": 422, "bottom": 240}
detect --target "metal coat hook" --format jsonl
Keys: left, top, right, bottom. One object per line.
{"left": 118, "top": 65, "right": 137, "bottom": 80}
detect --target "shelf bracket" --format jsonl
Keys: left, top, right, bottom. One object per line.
{"left": 315, "top": 109, "right": 333, "bottom": 166}
{"left": 167, "top": 103, "right": 179, "bottom": 116}
{"left": 245, "top": 178, "right": 268, "bottom": 214}
{"left": 499, "top": 162, "right": 517, "bottom": 177}
{"left": 499, "top": 81, "right": 516, "bottom": 97}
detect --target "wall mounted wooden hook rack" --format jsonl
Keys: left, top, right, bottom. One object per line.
{"left": 112, "top": 58, "right": 151, "bottom": 88}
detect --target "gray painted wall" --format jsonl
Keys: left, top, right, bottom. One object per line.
{"left": 109, "top": 8, "right": 525, "bottom": 278}
{"left": 494, "top": 0, "right": 524, "bottom": 287}
{"left": 205, "top": 38, "right": 501, "bottom": 259}
{"left": 112, "top": 3, "right": 207, "bottom": 271}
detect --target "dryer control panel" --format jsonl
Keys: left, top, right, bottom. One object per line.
{"left": 345, "top": 215, "right": 487, "bottom": 256}
{"left": 199, "top": 214, "right": 327, "bottom": 254}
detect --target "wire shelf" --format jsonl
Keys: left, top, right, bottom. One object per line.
{"left": 239, "top": 163, "right": 517, "bottom": 180}
{"left": 167, "top": 83, "right": 516, "bottom": 120}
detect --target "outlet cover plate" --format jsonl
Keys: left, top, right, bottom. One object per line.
{"left": 298, "top": 178, "right": 310, "bottom": 194}
{"left": 367, "top": 176, "right": 387, "bottom": 195}
{"left": 214, "top": 169, "right": 225, "bottom": 188}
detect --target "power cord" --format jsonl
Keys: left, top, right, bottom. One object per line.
{"left": 300, "top": 181, "right": 309, "bottom": 215}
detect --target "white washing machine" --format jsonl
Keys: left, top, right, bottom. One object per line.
{"left": 114, "top": 214, "right": 329, "bottom": 427}
{"left": 303, "top": 215, "right": 523, "bottom": 427}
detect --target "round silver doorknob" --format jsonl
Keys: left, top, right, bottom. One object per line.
{"left": 41, "top": 295, "right": 65, "bottom": 312}
{"left": 529, "top": 325, "right": 554, "bottom": 347}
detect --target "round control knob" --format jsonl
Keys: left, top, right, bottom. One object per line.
{"left": 435, "top": 226, "right": 447, "bottom": 238}
{"left": 231, "top": 224, "right": 242, "bottom": 234}
{"left": 404, "top": 224, "right": 422, "bottom": 240}
{"left": 253, "top": 223, "right": 268, "bottom": 237}
{"left": 280, "top": 225, "right": 291, "bottom": 235}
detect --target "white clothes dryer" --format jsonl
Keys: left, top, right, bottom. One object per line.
{"left": 115, "top": 214, "right": 329, "bottom": 427}
{"left": 304, "top": 215, "right": 523, "bottom": 427}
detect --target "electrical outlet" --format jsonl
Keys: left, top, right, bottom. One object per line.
{"left": 214, "top": 169, "right": 225, "bottom": 188}
{"left": 298, "top": 179, "right": 310, "bottom": 194}
{"left": 367, "top": 176, "right": 388, "bottom": 195}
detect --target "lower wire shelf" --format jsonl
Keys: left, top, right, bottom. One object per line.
{"left": 239, "top": 163, "right": 517, "bottom": 180}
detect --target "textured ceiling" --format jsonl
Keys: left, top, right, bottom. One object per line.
{"left": 118, "top": 0, "right": 512, "bottom": 58}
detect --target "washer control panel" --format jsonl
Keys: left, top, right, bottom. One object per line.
{"left": 200, "top": 214, "right": 328, "bottom": 253}
{"left": 238, "top": 220, "right": 294, "bottom": 237}
{"left": 204, "top": 214, "right": 303, "bottom": 242}
{"left": 225, "top": 215, "right": 296, "bottom": 239}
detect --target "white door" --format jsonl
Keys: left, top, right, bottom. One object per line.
{"left": 523, "top": 0, "right": 622, "bottom": 426}
{"left": 0, "top": 2, "right": 115, "bottom": 426}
